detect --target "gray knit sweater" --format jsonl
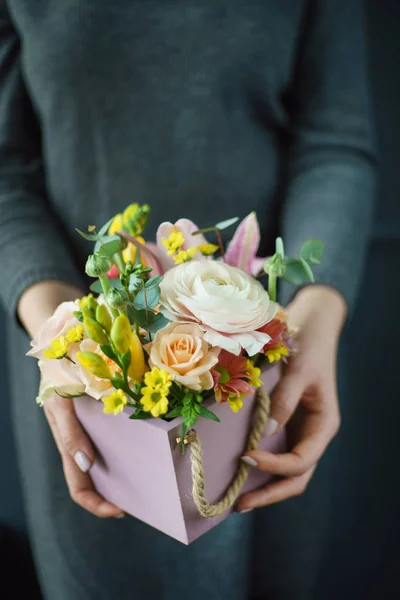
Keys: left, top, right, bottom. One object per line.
{"left": 0, "top": 0, "right": 376, "bottom": 318}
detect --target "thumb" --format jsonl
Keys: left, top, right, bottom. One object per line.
{"left": 266, "top": 369, "right": 306, "bottom": 435}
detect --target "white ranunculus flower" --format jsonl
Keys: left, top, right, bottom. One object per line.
{"left": 159, "top": 261, "right": 277, "bottom": 355}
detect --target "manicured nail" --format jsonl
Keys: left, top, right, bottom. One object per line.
{"left": 115, "top": 513, "right": 125, "bottom": 519}
{"left": 239, "top": 508, "right": 254, "bottom": 515}
{"left": 241, "top": 456, "right": 259, "bottom": 468}
{"left": 265, "top": 418, "right": 279, "bottom": 436}
{"left": 74, "top": 451, "right": 91, "bottom": 472}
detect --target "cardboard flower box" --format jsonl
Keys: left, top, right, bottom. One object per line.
{"left": 74, "top": 365, "right": 285, "bottom": 545}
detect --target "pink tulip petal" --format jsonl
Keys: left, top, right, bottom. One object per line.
{"left": 225, "top": 212, "right": 261, "bottom": 275}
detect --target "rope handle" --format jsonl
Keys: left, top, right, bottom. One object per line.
{"left": 182, "top": 387, "right": 271, "bottom": 518}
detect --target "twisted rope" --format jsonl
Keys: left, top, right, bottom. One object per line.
{"left": 188, "top": 387, "right": 271, "bottom": 518}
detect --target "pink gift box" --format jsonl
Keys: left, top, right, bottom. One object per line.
{"left": 74, "top": 365, "right": 285, "bottom": 544}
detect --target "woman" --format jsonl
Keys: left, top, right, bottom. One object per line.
{"left": 0, "top": 1, "right": 376, "bottom": 599}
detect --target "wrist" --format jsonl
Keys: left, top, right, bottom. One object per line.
{"left": 287, "top": 285, "right": 347, "bottom": 336}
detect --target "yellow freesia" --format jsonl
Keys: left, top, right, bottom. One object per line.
{"left": 96, "top": 304, "right": 112, "bottom": 333}
{"left": 228, "top": 394, "right": 244, "bottom": 414}
{"left": 122, "top": 202, "right": 140, "bottom": 226}
{"left": 43, "top": 336, "right": 69, "bottom": 360}
{"left": 197, "top": 243, "right": 219, "bottom": 256}
{"left": 161, "top": 231, "right": 185, "bottom": 256}
{"left": 76, "top": 351, "right": 112, "bottom": 379}
{"left": 79, "top": 293, "right": 94, "bottom": 309}
{"left": 246, "top": 360, "right": 262, "bottom": 387}
{"left": 108, "top": 213, "right": 123, "bottom": 236}
{"left": 122, "top": 236, "right": 146, "bottom": 265}
{"left": 173, "top": 247, "right": 197, "bottom": 264}
{"left": 128, "top": 332, "right": 146, "bottom": 382}
{"left": 265, "top": 345, "right": 289, "bottom": 363}
{"left": 110, "top": 314, "right": 132, "bottom": 354}
{"left": 102, "top": 389, "right": 128, "bottom": 416}
{"left": 65, "top": 324, "right": 84, "bottom": 344}
{"left": 83, "top": 317, "right": 109, "bottom": 346}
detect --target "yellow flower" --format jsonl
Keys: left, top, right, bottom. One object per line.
{"left": 108, "top": 213, "right": 123, "bottom": 236}
{"left": 122, "top": 236, "right": 146, "bottom": 265}
{"left": 96, "top": 304, "right": 112, "bottom": 333}
{"left": 128, "top": 332, "right": 146, "bottom": 382}
{"left": 246, "top": 360, "right": 262, "bottom": 387}
{"left": 266, "top": 345, "right": 289, "bottom": 363}
{"left": 79, "top": 294, "right": 94, "bottom": 310}
{"left": 173, "top": 247, "right": 197, "bottom": 264}
{"left": 102, "top": 389, "right": 128, "bottom": 416}
{"left": 197, "top": 243, "right": 219, "bottom": 256}
{"left": 43, "top": 336, "right": 69, "bottom": 360}
{"left": 140, "top": 367, "right": 173, "bottom": 417}
{"left": 161, "top": 231, "right": 185, "bottom": 256}
{"left": 76, "top": 351, "right": 112, "bottom": 379}
{"left": 228, "top": 394, "right": 244, "bottom": 413}
{"left": 83, "top": 317, "right": 109, "bottom": 346}
{"left": 65, "top": 324, "right": 84, "bottom": 344}
{"left": 122, "top": 202, "right": 140, "bottom": 226}
{"left": 110, "top": 314, "right": 132, "bottom": 354}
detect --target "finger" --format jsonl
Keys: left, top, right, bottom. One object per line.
{"left": 242, "top": 408, "right": 335, "bottom": 477}
{"left": 266, "top": 365, "right": 306, "bottom": 435}
{"left": 237, "top": 466, "right": 316, "bottom": 512}
{"left": 47, "top": 396, "right": 95, "bottom": 472}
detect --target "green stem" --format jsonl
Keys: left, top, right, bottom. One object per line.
{"left": 268, "top": 274, "right": 277, "bottom": 302}
{"left": 99, "top": 275, "right": 119, "bottom": 317}
{"left": 114, "top": 252, "right": 126, "bottom": 275}
{"left": 142, "top": 287, "right": 152, "bottom": 341}
{"left": 215, "top": 228, "right": 225, "bottom": 260}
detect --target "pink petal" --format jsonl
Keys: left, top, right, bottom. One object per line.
{"left": 225, "top": 212, "right": 261, "bottom": 275}
{"left": 250, "top": 256, "right": 269, "bottom": 277}
{"left": 107, "top": 264, "right": 120, "bottom": 279}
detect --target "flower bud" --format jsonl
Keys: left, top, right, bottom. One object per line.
{"left": 87, "top": 296, "right": 99, "bottom": 313}
{"left": 83, "top": 317, "right": 109, "bottom": 346}
{"left": 128, "top": 332, "right": 146, "bottom": 382}
{"left": 96, "top": 304, "right": 112, "bottom": 333}
{"left": 107, "top": 288, "right": 127, "bottom": 310}
{"left": 85, "top": 254, "right": 113, "bottom": 277}
{"left": 76, "top": 351, "right": 112, "bottom": 379}
{"left": 111, "top": 314, "right": 132, "bottom": 354}
{"left": 81, "top": 306, "right": 95, "bottom": 321}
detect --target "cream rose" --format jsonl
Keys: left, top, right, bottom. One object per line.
{"left": 159, "top": 261, "right": 277, "bottom": 355}
{"left": 27, "top": 300, "right": 80, "bottom": 359}
{"left": 145, "top": 322, "right": 220, "bottom": 391}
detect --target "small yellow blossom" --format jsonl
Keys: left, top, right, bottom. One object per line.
{"left": 65, "top": 324, "right": 84, "bottom": 344}
{"left": 246, "top": 360, "right": 262, "bottom": 387}
{"left": 161, "top": 231, "right": 185, "bottom": 256}
{"left": 265, "top": 345, "right": 289, "bottom": 363}
{"left": 108, "top": 213, "right": 123, "bottom": 236}
{"left": 228, "top": 394, "right": 244, "bottom": 413}
{"left": 173, "top": 247, "right": 197, "bottom": 264}
{"left": 197, "top": 243, "right": 219, "bottom": 256}
{"left": 140, "top": 367, "right": 173, "bottom": 417}
{"left": 43, "top": 336, "right": 69, "bottom": 360}
{"left": 102, "top": 389, "right": 128, "bottom": 416}
{"left": 79, "top": 293, "right": 94, "bottom": 309}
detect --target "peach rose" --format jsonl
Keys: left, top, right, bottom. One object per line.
{"left": 145, "top": 322, "right": 220, "bottom": 391}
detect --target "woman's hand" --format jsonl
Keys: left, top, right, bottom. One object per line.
{"left": 19, "top": 280, "right": 124, "bottom": 518}
{"left": 237, "top": 285, "right": 347, "bottom": 513}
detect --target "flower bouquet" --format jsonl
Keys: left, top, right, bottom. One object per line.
{"left": 28, "top": 204, "right": 324, "bottom": 544}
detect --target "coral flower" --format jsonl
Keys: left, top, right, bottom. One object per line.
{"left": 211, "top": 350, "right": 253, "bottom": 404}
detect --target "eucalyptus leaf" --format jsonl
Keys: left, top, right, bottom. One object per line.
{"left": 299, "top": 257, "right": 315, "bottom": 282}
{"left": 98, "top": 216, "right": 115, "bottom": 237}
{"left": 98, "top": 239, "right": 123, "bottom": 257}
{"left": 75, "top": 228, "right": 98, "bottom": 241}
{"left": 129, "top": 273, "right": 142, "bottom": 293}
{"left": 89, "top": 280, "right": 103, "bottom": 294}
{"left": 145, "top": 275, "right": 163, "bottom": 290}
{"left": 134, "top": 287, "right": 160, "bottom": 310}
{"left": 282, "top": 259, "right": 310, "bottom": 285}
{"left": 299, "top": 239, "right": 325, "bottom": 265}
{"left": 197, "top": 405, "right": 220, "bottom": 423}
{"left": 215, "top": 216, "right": 240, "bottom": 230}
{"left": 143, "top": 313, "right": 170, "bottom": 334}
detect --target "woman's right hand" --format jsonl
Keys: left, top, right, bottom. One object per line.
{"left": 18, "top": 280, "right": 124, "bottom": 518}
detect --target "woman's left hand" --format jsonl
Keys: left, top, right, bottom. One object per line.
{"left": 236, "top": 285, "right": 347, "bottom": 513}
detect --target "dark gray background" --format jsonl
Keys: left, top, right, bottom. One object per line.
{"left": 0, "top": 1, "right": 398, "bottom": 597}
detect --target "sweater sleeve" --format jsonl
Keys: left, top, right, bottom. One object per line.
{"left": 0, "top": 5, "right": 84, "bottom": 320}
{"left": 279, "top": 0, "right": 378, "bottom": 311}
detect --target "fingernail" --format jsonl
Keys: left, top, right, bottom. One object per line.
{"left": 239, "top": 508, "right": 254, "bottom": 515}
{"left": 74, "top": 451, "right": 91, "bottom": 472}
{"left": 115, "top": 513, "right": 125, "bottom": 519}
{"left": 265, "top": 418, "right": 279, "bottom": 436}
{"left": 241, "top": 456, "right": 259, "bottom": 468}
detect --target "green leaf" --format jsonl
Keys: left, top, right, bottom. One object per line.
{"left": 121, "top": 350, "right": 131, "bottom": 375}
{"left": 197, "top": 405, "right": 221, "bottom": 423}
{"left": 215, "top": 216, "right": 240, "bottom": 230}
{"left": 98, "top": 217, "right": 115, "bottom": 237}
{"left": 144, "top": 313, "right": 170, "bottom": 333}
{"left": 134, "top": 287, "right": 160, "bottom": 310}
{"left": 129, "top": 410, "right": 152, "bottom": 420}
{"left": 282, "top": 259, "right": 310, "bottom": 285}
{"left": 110, "top": 375, "right": 126, "bottom": 391}
{"left": 145, "top": 275, "right": 163, "bottom": 290}
{"left": 275, "top": 237, "right": 285, "bottom": 257}
{"left": 165, "top": 406, "right": 183, "bottom": 420}
{"left": 299, "top": 239, "right": 325, "bottom": 265}
{"left": 73, "top": 310, "right": 84, "bottom": 322}
{"left": 89, "top": 279, "right": 103, "bottom": 294}
{"left": 129, "top": 273, "right": 142, "bottom": 293}
{"left": 98, "top": 238, "right": 123, "bottom": 257}
{"left": 100, "top": 345, "right": 117, "bottom": 362}
{"left": 55, "top": 390, "right": 86, "bottom": 399}
{"left": 182, "top": 394, "right": 199, "bottom": 429}
{"left": 180, "top": 422, "right": 187, "bottom": 454}
{"left": 75, "top": 228, "right": 98, "bottom": 241}
{"left": 299, "top": 257, "right": 315, "bottom": 282}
